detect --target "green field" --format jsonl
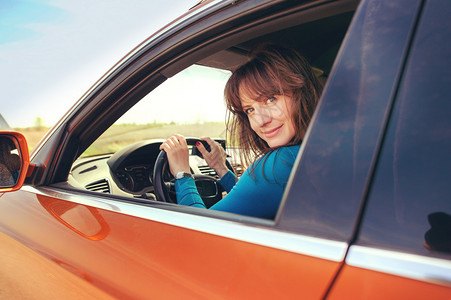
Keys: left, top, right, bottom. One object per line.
{"left": 17, "top": 122, "right": 227, "bottom": 156}
{"left": 83, "top": 122, "right": 227, "bottom": 156}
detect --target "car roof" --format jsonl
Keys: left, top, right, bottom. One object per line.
{"left": 197, "top": 7, "right": 354, "bottom": 77}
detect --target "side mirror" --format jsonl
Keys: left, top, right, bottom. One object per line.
{"left": 0, "top": 131, "right": 31, "bottom": 192}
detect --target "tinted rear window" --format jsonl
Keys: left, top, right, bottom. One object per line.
{"left": 358, "top": 0, "right": 451, "bottom": 259}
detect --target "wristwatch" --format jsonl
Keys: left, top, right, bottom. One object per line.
{"left": 175, "top": 171, "right": 193, "bottom": 180}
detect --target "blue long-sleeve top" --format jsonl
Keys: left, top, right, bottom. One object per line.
{"left": 175, "top": 145, "right": 300, "bottom": 219}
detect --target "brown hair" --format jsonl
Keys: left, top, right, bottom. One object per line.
{"left": 224, "top": 44, "right": 323, "bottom": 167}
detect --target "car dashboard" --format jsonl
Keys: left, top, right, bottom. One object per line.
{"left": 69, "top": 139, "right": 243, "bottom": 201}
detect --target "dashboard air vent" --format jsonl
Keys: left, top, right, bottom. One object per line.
{"left": 198, "top": 165, "right": 218, "bottom": 178}
{"left": 199, "top": 164, "right": 244, "bottom": 178}
{"left": 85, "top": 179, "right": 110, "bottom": 194}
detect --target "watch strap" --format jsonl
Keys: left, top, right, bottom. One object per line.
{"left": 175, "top": 172, "right": 193, "bottom": 180}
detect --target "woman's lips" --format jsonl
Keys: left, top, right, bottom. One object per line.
{"left": 263, "top": 125, "right": 283, "bottom": 138}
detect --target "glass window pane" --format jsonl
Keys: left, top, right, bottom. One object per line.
{"left": 358, "top": 0, "right": 451, "bottom": 258}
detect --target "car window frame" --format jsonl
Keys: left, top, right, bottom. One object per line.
{"left": 30, "top": 0, "right": 359, "bottom": 228}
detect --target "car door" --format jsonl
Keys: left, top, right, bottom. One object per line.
{"left": 327, "top": 0, "right": 451, "bottom": 298}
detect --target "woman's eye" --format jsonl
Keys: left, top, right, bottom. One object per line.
{"left": 266, "top": 97, "right": 277, "bottom": 104}
{"left": 244, "top": 108, "right": 254, "bottom": 115}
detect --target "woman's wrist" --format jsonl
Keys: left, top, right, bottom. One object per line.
{"left": 172, "top": 167, "right": 191, "bottom": 176}
{"left": 215, "top": 166, "right": 229, "bottom": 178}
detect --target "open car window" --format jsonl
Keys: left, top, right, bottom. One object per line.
{"left": 69, "top": 65, "right": 233, "bottom": 200}
{"left": 81, "top": 65, "right": 230, "bottom": 158}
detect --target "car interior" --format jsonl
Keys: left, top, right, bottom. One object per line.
{"left": 64, "top": 1, "right": 358, "bottom": 211}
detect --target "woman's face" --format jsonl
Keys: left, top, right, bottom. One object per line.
{"left": 241, "top": 92, "right": 296, "bottom": 148}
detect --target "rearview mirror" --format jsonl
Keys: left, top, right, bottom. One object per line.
{"left": 0, "top": 131, "right": 31, "bottom": 192}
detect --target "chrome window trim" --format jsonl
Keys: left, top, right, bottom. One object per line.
{"left": 347, "top": 245, "right": 451, "bottom": 287}
{"left": 24, "top": 185, "right": 348, "bottom": 262}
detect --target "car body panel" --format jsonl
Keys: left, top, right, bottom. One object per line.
{"left": 0, "top": 230, "right": 114, "bottom": 300}
{"left": 328, "top": 264, "right": 451, "bottom": 300}
{"left": 0, "top": 187, "right": 342, "bottom": 299}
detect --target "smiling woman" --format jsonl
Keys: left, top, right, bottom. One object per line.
{"left": 224, "top": 44, "right": 322, "bottom": 166}
{"left": 240, "top": 95, "right": 296, "bottom": 148}
{"left": 160, "top": 45, "right": 323, "bottom": 219}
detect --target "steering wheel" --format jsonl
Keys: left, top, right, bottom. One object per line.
{"left": 153, "top": 138, "right": 233, "bottom": 204}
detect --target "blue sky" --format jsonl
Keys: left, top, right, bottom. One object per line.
{"left": 0, "top": 0, "right": 197, "bottom": 128}
{"left": 0, "top": 0, "right": 65, "bottom": 44}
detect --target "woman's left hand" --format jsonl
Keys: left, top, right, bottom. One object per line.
{"left": 159, "top": 134, "right": 190, "bottom": 176}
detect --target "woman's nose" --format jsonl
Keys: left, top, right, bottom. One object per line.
{"left": 254, "top": 106, "right": 272, "bottom": 127}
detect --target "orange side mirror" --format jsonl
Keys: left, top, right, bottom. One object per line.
{"left": 0, "top": 131, "right": 32, "bottom": 192}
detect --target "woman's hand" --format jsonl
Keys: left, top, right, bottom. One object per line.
{"left": 159, "top": 134, "right": 190, "bottom": 176}
{"left": 196, "top": 137, "right": 229, "bottom": 178}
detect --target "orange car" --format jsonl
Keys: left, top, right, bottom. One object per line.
{"left": 1, "top": 0, "right": 450, "bottom": 298}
